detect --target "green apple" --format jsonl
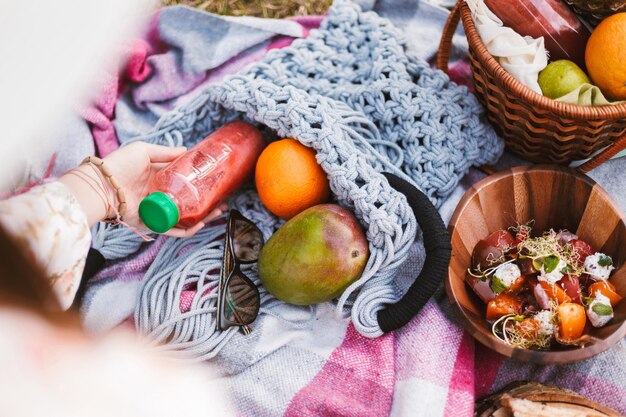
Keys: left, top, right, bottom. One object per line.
{"left": 538, "top": 60, "right": 590, "bottom": 99}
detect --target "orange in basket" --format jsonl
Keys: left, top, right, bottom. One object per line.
{"left": 585, "top": 12, "right": 626, "bottom": 101}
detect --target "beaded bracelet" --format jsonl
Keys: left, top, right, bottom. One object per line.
{"left": 81, "top": 156, "right": 127, "bottom": 221}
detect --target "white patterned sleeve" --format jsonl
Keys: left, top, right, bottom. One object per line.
{"left": 0, "top": 182, "right": 92, "bottom": 310}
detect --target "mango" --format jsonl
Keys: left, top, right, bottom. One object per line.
{"left": 258, "top": 204, "right": 369, "bottom": 305}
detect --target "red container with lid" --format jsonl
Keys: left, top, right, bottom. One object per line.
{"left": 139, "top": 121, "right": 264, "bottom": 233}
{"left": 485, "top": 0, "right": 591, "bottom": 69}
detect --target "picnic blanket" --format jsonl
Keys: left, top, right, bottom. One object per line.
{"left": 37, "top": 0, "right": 626, "bottom": 415}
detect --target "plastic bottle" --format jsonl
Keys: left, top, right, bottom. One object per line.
{"left": 139, "top": 121, "right": 264, "bottom": 233}
{"left": 485, "top": 0, "right": 591, "bottom": 70}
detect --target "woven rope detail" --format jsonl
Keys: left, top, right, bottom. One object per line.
{"left": 93, "top": 0, "right": 502, "bottom": 357}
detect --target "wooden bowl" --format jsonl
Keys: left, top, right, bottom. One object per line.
{"left": 446, "top": 165, "right": 626, "bottom": 364}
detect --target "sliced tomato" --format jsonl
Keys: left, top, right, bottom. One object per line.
{"left": 588, "top": 280, "right": 623, "bottom": 306}
{"left": 505, "top": 275, "right": 527, "bottom": 294}
{"left": 540, "top": 281, "right": 572, "bottom": 305}
{"left": 485, "top": 230, "right": 516, "bottom": 249}
{"left": 557, "top": 303, "right": 586, "bottom": 341}
{"left": 514, "top": 228, "right": 529, "bottom": 246}
{"left": 486, "top": 293, "right": 525, "bottom": 321}
{"left": 571, "top": 239, "right": 594, "bottom": 267}
{"left": 557, "top": 274, "right": 581, "bottom": 302}
{"left": 472, "top": 230, "right": 515, "bottom": 271}
{"left": 528, "top": 277, "right": 571, "bottom": 308}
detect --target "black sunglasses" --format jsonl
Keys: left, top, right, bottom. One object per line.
{"left": 216, "top": 210, "right": 264, "bottom": 334}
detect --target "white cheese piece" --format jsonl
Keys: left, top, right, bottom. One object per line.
{"left": 493, "top": 263, "right": 522, "bottom": 288}
{"left": 533, "top": 310, "right": 555, "bottom": 336}
{"left": 587, "top": 292, "right": 614, "bottom": 328}
{"left": 538, "top": 259, "right": 568, "bottom": 285}
{"left": 584, "top": 253, "right": 615, "bottom": 281}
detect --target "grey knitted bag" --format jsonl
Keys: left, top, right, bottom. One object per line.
{"left": 94, "top": 0, "right": 502, "bottom": 358}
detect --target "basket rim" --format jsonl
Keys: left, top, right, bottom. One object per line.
{"left": 460, "top": 1, "right": 626, "bottom": 121}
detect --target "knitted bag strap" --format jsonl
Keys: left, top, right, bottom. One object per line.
{"left": 377, "top": 173, "right": 452, "bottom": 332}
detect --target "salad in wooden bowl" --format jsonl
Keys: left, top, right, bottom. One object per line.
{"left": 446, "top": 165, "right": 626, "bottom": 364}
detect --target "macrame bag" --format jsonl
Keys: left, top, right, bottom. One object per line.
{"left": 94, "top": 0, "right": 502, "bottom": 359}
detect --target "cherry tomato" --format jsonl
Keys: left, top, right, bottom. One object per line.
{"left": 571, "top": 239, "right": 593, "bottom": 267}
{"left": 472, "top": 230, "right": 515, "bottom": 270}
{"left": 514, "top": 228, "right": 529, "bottom": 246}
{"left": 487, "top": 230, "right": 516, "bottom": 249}
{"left": 588, "top": 280, "right": 623, "bottom": 306}
{"left": 486, "top": 293, "right": 525, "bottom": 321}
{"left": 472, "top": 242, "right": 501, "bottom": 271}
{"left": 557, "top": 303, "right": 586, "bottom": 341}
{"left": 557, "top": 274, "right": 581, "bottom": 302}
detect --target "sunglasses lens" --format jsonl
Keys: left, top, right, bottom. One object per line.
{"left": 232, "top": 217, "right": 264, "bottom": 262}
{"left": 222, "top": 273, "right": 260, "bottom": 327}
{"left": 218, "top": 211, "right": 263, "bottom": 332}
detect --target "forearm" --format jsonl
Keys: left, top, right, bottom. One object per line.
{"left": 0, "top": 182, "right": 93, "bottom": 310}
{"left": 58, "top": 164, "right": 109, "bottom": 226}
{"left": 0, "top": 142, "right": 193, "bottom": 309}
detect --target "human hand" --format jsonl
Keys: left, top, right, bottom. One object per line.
{"left": 60, "top": 142, "right": 227, "bottom": 238}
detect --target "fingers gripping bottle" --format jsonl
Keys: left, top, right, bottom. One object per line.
{"left": 139, "top": 121, "right": 264, "bottom": 233}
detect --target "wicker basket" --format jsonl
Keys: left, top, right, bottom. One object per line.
{"left": 437, "top": 1, "right": 626, "bottom": 170}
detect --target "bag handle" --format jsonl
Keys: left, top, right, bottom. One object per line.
{"left": 377, "top": 173, "right": 452, "bottom": 333}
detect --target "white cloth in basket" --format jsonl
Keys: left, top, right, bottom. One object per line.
{"left": 465, "top": 0, "right": 548, "bottom": 94}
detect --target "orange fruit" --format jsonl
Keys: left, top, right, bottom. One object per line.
{"left": 585, "top": 12, "right": 626, "bottom": 100}
{"left": 255, "top": 138, "right": 330, "bottom": 218}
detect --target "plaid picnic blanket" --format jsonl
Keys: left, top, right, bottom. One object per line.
{"left": 50, "top": 0, "right": 624, "bottom": 415}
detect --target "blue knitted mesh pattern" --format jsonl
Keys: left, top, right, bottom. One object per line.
{"left": 145, "top": 0, "right": 502, "bottom": 208}
{"left": 94, "top": 0, "right": 502, "bottom": 352}
{"left": 212, "top": 2, "right": 502, "bottom": 205}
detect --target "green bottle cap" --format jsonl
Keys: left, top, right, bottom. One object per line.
{"left": 139, "top": 192, "right": 180, "bottom": 233}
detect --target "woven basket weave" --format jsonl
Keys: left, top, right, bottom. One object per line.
{"left": 437, "top": 1, "right": 626, "bottom": 168}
